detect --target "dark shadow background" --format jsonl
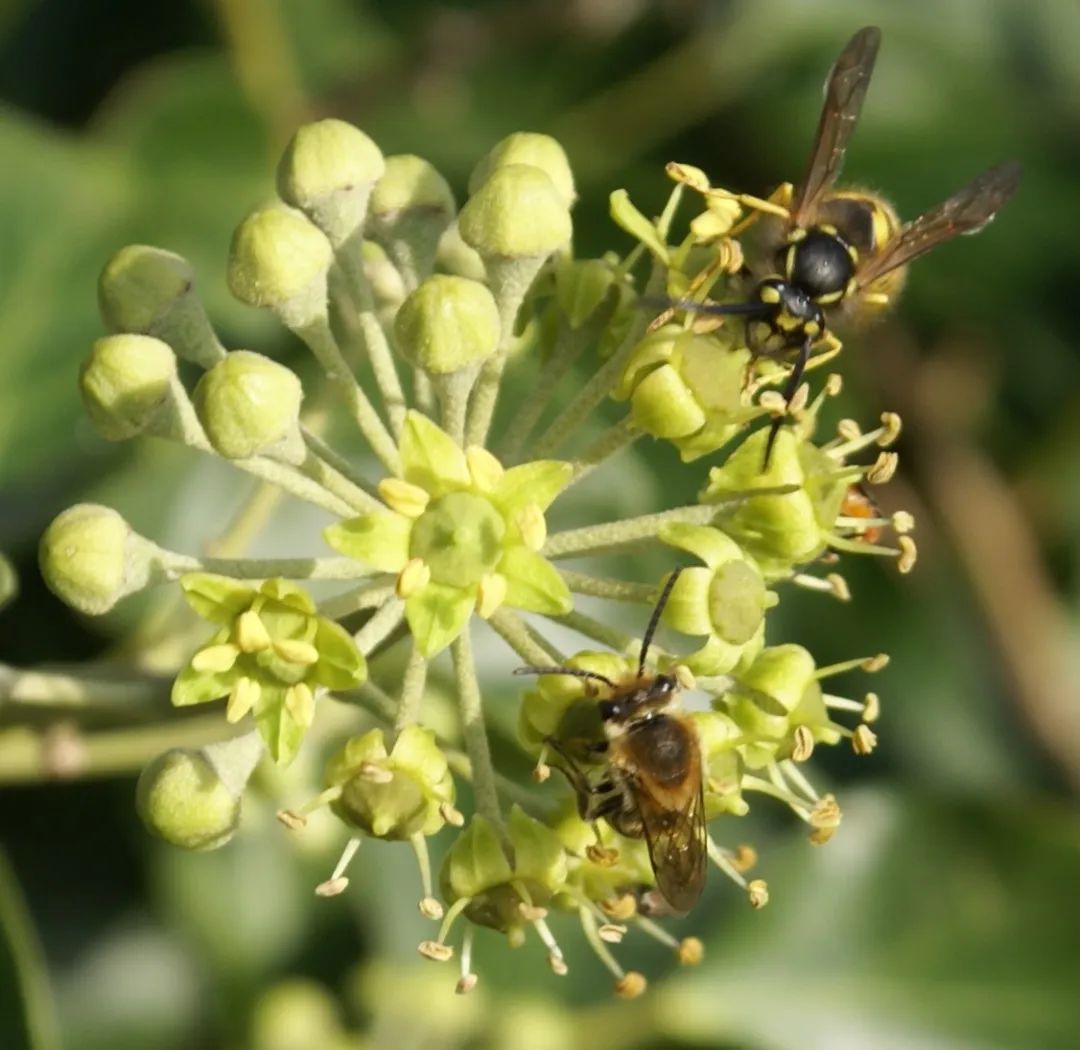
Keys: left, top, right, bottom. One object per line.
{"left": 1, "top": 1, "right": 1078, "bottom": 1048}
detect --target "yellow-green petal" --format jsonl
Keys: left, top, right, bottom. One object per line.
{"left": 405, "top": 582, "right": 476, "bottom": 658}
{"left": 493, "top": 460, "right": 572, "bottom": 515}
{"left": 499, "top": 547, "right": 572, "bottom": 615}
{"left": 324, "top": 513, "right": 412, "bottom": 572}
{"left": 399, "top": 410, "right": 471, "bottom": 496}
{"left": 179, "top": 574, "right": 255, "bottom": 623}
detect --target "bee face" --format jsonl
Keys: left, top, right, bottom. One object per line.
{"left": 599, "top": 672, "right": 678, "bottom": 731}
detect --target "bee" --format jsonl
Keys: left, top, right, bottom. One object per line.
{"left": 514, "top": 569, "right": 706, "bottom": 913}
{"left": 682, "top": 26, "right": 1020, "bottom": 462}
{"left": 840, "top": 483, "right": 884, "bottom": 545}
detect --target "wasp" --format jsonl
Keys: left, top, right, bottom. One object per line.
{"left": 514, "top": 569, "right": 706, "bottom": 913}
{"left": 680, "top": 26, "right": 1020, "bottom": 463}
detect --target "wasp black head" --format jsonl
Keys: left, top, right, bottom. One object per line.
{"left": 746, "top": 277, "right": 824, "bottom": 353}
{"left": 786, "top": 227, "right": 856, "bottom": 303}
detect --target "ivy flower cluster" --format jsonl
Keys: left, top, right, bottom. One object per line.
{"left": 35, "top": 120, "right": 915, "bottom": 997}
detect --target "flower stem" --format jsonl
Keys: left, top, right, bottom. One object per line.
{"left": 156, "top": 553, "right": 373, "bottom": 582}
{"left": 237, "top": 456, "right": 356, "bottom": 517}
{"left": 300, "top": 428, "right": 383, "bottom": 505}
{"left": 317, "top": 577, "right": 397, "bottom": 620}
{"left": 549, "top": 609, "right": 635, "bottom": 655}
{"left": 542, "top": 503, "right": 719, "bottom": 559}
{"left": 394, "top": 642, "right": 428, "bottom": 734}
{"left": 353, "top": 598, "right": 406, "bottom": 655}
{"left": 0, "top": 665, "right": 169, "bottom": 712}
{"left": 557, "top": 570, "right": 656, "bottom": 604}
{"left": 0, "top": 715, "right": 234, "bottom": 785}
{"left": 451, "top": 629, "right": 504, "bottom": 834}
{"left": 497, "top": 319, "right": 606, "bottom": 464}
{"left": 292, "top": 314, "right": 401, "bottom": 473}
{"left": 568, "top": 415, "right": 641, "bottom": 485}
{"left": 530, "top": 309, "right": 649, "bottom": 458}
{"left": 486, "top": 609, "right": 560, "bottom": 666}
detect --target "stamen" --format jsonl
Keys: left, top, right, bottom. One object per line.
{"left": 865, "top": 451, "right": 898, "bottom": 484}
{"left": 897, "top": 536, "right": 917, "bottom": 574}
{"left": 747, "top": 879, "right": 769, "bottom": 909}
{"left": 614, "top": 972, "right": 648, "bottom": 999}
{"left": 792, "top": 573, "right": 850, "bottom": 601}
{"left": 633, "top": 914, "right": 679, "bottom": 950}
{"left": 677, "top": 937, "right": 705, "bottom": 965}
{"left": 411, "top": 833, "right": 443, "bottom": 920}
{"left": 808, "top": 794, "right": 842, "bottom": 844}
{"left": 436, "top": 896, "right": 473, "bottom": 946}
{"left": 822, "top": 693, "right": 865, "bottom": 714}
{"left": 791, "top": 725, "right": 814, "bottom": 762}
{"left": 439, "top": 802, "right": 465, "bottom": 827}
{"left": 598, "top": 923, "right": 627, "bottom": 944}
{"left": 278, "top": 785, "right": 344, "bottom": 828}
{"left": 456, "top": 926, "right": 477, "bottom": 993}
{"left": 852, "top": 724, "right": 878, "bottom": 755}
{"left": 599, "top": 894, "right": 638, "bottom": 921}
{"left": 579, "top": 906, "right": 625, "bottom": 979}
{"left": 706, "top": 837, "right": 748, "bottom": 889}
{"left": 315, "top": 836, "right": 361, "bottom": 897}
{"left": 418, "top": 940, "right": 454, "bottom": 962}
{"left": 532, "top": 916, "right": 567, "bottom": 975}
{"left": 779, "top": 759, "right": 820, "bottom": 804}
{"left": 741, "top": 775, "right": 813, "bottom": 821}
{"left": 862, "top": 692, "right": 881, "bottom": 722}
{"left": 730, "top": 844, "right": 758, "bottom": 872}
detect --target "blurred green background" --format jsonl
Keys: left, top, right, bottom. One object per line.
{"left": 2, "top": 0, "right": 1079, "bottom": 1047}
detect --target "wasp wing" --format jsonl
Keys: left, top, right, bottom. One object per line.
{"left": 792, "top": 26, "right": 881, "bottom": 227}
{"left": 630, "top": 766, "right": 707, "bottom": 914}
{"left": 855, "top": 161, "right": 1021, "bottom": 288}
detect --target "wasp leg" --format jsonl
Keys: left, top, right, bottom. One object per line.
{"left": 762, "top": 334, "right": 812, "bottom": 470}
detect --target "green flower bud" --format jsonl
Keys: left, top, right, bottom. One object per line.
{"left": 326, "top": 726, "right": 454, "bottom": 840}
{"left": 136, "top": 748, "right": 241, "bottom": 850}
{"left": 549, "top": 803, "right": 653, "bottom": 905}
{"left": 393, "top": 276, "right": 500, "bottom": 375}
{"left": 368, "top": 154, "right": 456, "bottom": 281}
{"left": 458, "top": 164, "right": 571, "bottom": 260}
{"left": 79, "top": 334, "right": 178, "bottom": 441}
{"left": 469, "top": 132, "right": 575, "bottom": 209}
{"left": 98, "top": 245, "right": 193, "bottom": 334}
{"left": 39, "top": 504, "right": 154, "bottom": 615}
{"left": 437, "top": 222, "right": 487, "bottom": 281}
{"left": 277, "top": 119, "right": 385, "bottom": 246}
{"left": 228, "top": 205, "right": 333, "bottom": 313}
{"left": 98, "top": 245, "right": 225, "bottom": 369}
{"left": 193, "top": 350, "right": 304, "bottom": 462}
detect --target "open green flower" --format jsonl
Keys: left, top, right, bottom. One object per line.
{"left": 325, "top": 410, "right": 573, "bottom": 657}
{"left": 172, "top": 575, "right": 366, "bottom": 764}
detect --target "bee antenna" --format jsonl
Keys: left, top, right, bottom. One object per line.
{"left": 513, "top": 666, "right": 618, "bottom": 690}
{"left": 638, "top": 568, "right": 683, "bottom": 677}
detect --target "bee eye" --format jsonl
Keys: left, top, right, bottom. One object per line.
{"left": 599, "top": 699, "right": 619, "bottom": 721}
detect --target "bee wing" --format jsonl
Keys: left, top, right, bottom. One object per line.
{"left": 855, "top": 161, "right": 1021, "bottom": 288}
{"left": 632, "top": 771, "right": 707, "bottom": 914}
{"left": 791, "top": 26, "right": 881, "bottom": 227}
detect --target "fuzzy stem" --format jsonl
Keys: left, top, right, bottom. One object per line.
{"left": 486, "top": 609, "right": 560, "bottom": 666}
{"left": 413, "top": 369, "right": 436, "bottom": 415}
{"left": 436, "top": 368, "right": 478, "bottom": 447}
{"left": 300, "top": 428, "right": 382, "bottom": 503}
{"left": 567, "top": 415, "right": 641, "bottom": 485}
{"left": 451, "top": 629, "right": 504, "bottom": 835}
{"left": 316, "top": 578, "right": 397, "bottom": 620}
{"left": 394, "top": 642, "right": 428, "bottom": 734}
{"left": 498, "top": 319, "right": 607, "bottom": 464}
{"left": 543, "top": 503, "right": 719, "bottom": 559}
{"left": 332, "top": 246, "right": 408, "bottom": 436}
{"left": 0, "top": 666, "right": 169, "bottom": 712}
{"left": 353, "top": 598, "right": 406, "bottom": 655}
{"left": 236, "top": 456, "right": 356, "bottom": 517}
{"left": 530, "top": 309, "right": 649, "bottom": 458}
{"left": 549, "top": 609, "right": 635, "bottom": 654}
{"left": 557, "top": 570, "right": 656, "bottom": 604}
{"left": 154, "top": 552, "right": 373, "bottom": 582}
{"left": 293, "top": 314, "right": 401, "bottom": 473}
{"left": 0, "top": 715, "right": 234, "bottom": 784}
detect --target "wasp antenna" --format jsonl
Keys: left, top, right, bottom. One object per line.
{"left": 638, "top": 569, "right": 683, "bottom": 677}
{"left": 761, "top": 334, "right": 813, "bottom": 472}
{"left": 514, "top": 666, "right": 618, "bottom": 690}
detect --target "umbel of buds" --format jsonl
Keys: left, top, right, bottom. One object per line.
{"left": 37, "top": 115, "right": 923, "bottom": 996}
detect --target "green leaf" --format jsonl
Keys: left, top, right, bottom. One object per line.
{"left": 323, "top": 513, "right": 411, "bottom": 572}
{"left": 404, "top": 582, "right": 475, "bottom": 658}
{"left": 179, "top": 574, "right": 254, "bottom": 623}
{"left": 399, "top": 411, "right": 471, "bottom": 497}
{"left": 492, "top": 459, "right": 572, "bottom": 514}
{"left": 310, "top": 617, "right": 367, "bottom": 689}
{"left": 657, "top": 791, "right": 1080, "bottom": 1050}
{"left": 499, "top": 547, "right": 572, "bottom": 614}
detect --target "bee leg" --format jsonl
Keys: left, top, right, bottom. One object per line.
{"left": 762, "top": 334, "right": 812, "bottom": 471}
